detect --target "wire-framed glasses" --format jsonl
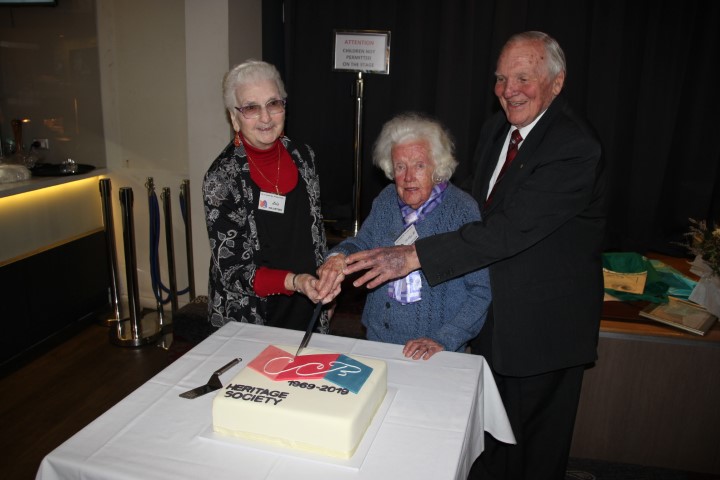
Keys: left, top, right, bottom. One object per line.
{"left": 234, "top": 99, "right": 286, "bottom": 119}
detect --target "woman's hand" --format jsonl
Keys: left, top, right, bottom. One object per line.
{"left": 285, "top": 272, "right": 323, "bottom": 302}
{"left": 315, "top": 254, "right": 347, "bottom": 304}
{"left": 403, "top": 337, "right": 444, "bottom": 360}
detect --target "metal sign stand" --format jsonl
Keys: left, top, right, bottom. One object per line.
{"left": 351, "top": 72, "right": 364, "bottom": 235}
{"left": 333, "top": 30, "right": 391, "bottom": 237}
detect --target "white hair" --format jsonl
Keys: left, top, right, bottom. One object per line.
{"left": 373, "top": 113, "right": 458, "bottom": 182}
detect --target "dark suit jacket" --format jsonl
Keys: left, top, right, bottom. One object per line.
{"left": 416, "top": 96, "right": 606, "bottom": 377}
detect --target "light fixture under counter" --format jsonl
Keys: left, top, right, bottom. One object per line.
{"left": 0, "top": 170, "right": 107, "bottom": 265}
{"left": 0, "top": 167, "right": 107, "bottom": 199}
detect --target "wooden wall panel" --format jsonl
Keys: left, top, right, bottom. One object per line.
{"left": 0, "top": 231, "right": 110, "bottom": 372}
{"left": 571, "top": 334, "right": 720, "bottom": 474}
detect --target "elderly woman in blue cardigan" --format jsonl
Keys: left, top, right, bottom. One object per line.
{"left": 318, "top": 113, "right": 491, "bottom": 360}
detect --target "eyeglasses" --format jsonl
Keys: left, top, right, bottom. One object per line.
{"left": 234, "top": 99, "right": 286, "bottom": 119}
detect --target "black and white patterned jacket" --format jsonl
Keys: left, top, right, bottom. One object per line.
{"left": 202, "top": 137, "right": 328, "bottom": 331}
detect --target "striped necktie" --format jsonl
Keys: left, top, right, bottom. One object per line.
{"left": 485, "top": 129, "right": 522, "bottom": 206}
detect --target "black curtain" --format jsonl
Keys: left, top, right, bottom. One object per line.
{"left": 264, "top": 0, "right": 720, "bottom": 255}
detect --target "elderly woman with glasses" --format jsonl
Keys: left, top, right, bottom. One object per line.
{"left": 317, "top": 113, "right": 491, "bottom": 360}
{"left": 203, "top": 60, "right": 327, "bottom": 334}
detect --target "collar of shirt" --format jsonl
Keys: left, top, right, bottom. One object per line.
{"left": 486, "top": 109, "right": 548, "bottom": 199}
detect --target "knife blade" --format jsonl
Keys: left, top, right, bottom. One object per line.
{"left": 179, "top": 357, "right": 242, "bottom": 399}
{"left": 295, "top": 303, "right": 323, "bottom": 357}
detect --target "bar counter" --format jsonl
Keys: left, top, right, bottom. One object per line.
{"left": 0, "top": 167, "right": 107, "bottom": 198}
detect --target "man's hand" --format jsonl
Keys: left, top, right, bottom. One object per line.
{"left": 343, "top": 245, "right": 421, "bottom": 289}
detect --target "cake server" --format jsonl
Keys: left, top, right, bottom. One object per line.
{"left": 295, "top": 302, "right": 323, "bottom": 357}
{"left": 179, "top": 357, "right": 242, "bottom": 399}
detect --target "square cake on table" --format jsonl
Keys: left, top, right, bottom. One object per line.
{"left": 212, "top": 345, "right": 388, "bottom": 458}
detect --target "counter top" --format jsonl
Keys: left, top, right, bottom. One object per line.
{"left": 0, "top": 168, "right": 107, "bottom": 198}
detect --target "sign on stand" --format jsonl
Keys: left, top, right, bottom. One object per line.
{"left": 333, "top": 30, "right": 391, "bottom": 74}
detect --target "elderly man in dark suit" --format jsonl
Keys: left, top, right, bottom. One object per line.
{"left": 316, "top": 31, "right": 606, "bottom": 479}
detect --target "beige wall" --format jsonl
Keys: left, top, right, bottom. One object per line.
{"left": 97, "top": 0, "right": 261, "bottom": 310}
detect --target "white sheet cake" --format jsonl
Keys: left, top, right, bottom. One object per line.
{"left": 212, "top": 345, "right": 387, "bottom": 458}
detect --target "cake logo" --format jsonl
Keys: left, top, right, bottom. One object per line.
{"left": 264, "top": 356, "right": 361, "bottom": 378}
{"left": 249, "top": 346, "right": 372, "bottom": 394}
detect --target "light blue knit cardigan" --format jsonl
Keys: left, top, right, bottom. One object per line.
{"left": 329, "top": 184, "right": 491, "bottom": 352}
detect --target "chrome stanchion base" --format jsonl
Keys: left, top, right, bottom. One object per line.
{"left": 157, "top": 314, "right": 174, "bottom": 351}
{"left": 109, "top": 309, "right": 163, "bottom": 347}
{"left": 98, "top": 316, "right": 119, "bottom": 327}
{"left": 98, "top": 299, "right": 126, "bottom": 326}
{"left": 98, "top": 310, "right": 121, "bottom": 327}
{"left": 157, "top": 331, "right": 173, "bottom": 351}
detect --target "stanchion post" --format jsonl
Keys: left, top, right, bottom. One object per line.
{"left": 162, "top": 187, "right": 179, "bottom": 314}
{"left": 181, "top": 179, "right": 196, "bottom": 300}
{"left": 145, "top": 177, "right": 167, "bottom": 330}
{"left": 110, "top": 187, "right": 162, "bottom": 347}
{"left": 121, "top": 187, "right": 142, "bottom": 336}
{"left": 98, "top": 178, "right": 122, "bottom": 324}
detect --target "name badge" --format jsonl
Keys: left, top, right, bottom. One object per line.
{"left": 258, "top": 191, "right": 286, "bottom": 214}
{"left": 395, "top": 224, "right": 418, "bottom": 246}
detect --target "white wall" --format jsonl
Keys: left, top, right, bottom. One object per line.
{"left": 97, "top": 0, "right": 261, "bottom": 311}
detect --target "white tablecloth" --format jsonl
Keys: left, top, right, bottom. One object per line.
{"left": 36, "top": 323, "right": 514, "bottom": 480}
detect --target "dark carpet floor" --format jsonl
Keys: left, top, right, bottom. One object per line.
{"left": 566, "top": 457, "right": 720, "bottom": 479}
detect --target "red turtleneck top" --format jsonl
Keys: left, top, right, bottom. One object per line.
{"left": 244, "top": 138, "right": 298, "bottom": 195}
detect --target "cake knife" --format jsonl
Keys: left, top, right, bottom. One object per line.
{"left": 179, "top": 357, "right": 242, "bottom": 399}
{"left": 295, "top": 302, "right": 323, "bottom": 357}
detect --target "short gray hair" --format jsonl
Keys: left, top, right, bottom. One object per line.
{"left": 222, "top": 60, "right": 287, "bottom": 110}
{"left": 504, "top": 31, "right": 566, "bottom": 78}
{"left": 373, "top": 113, "right": 458, "bottom": 183}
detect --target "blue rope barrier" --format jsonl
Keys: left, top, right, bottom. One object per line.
{"left": 148, "top": 188, "right": 189, "bottom": 304}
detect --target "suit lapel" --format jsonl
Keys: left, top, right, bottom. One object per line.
{"left": 477, "top": 97, "right": 567, "bottom": 215}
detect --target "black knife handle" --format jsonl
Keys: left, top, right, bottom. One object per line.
{"left": 213, "top": 357, "right": 241, "bottom": 376}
